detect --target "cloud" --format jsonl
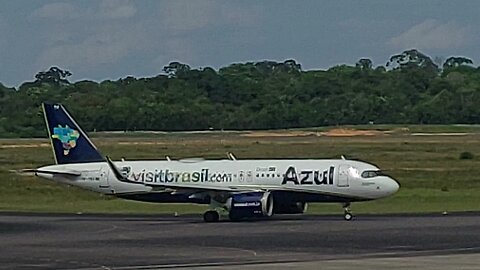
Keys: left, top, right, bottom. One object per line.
{"left": 32, "top": 1, "right": 140, "bottom": 72}
{"left": 99, "top": 0, "right": 136, "bottom": 19}
{"left": 30, "top": 1, "right": 263, "bottom": 82}
{"left": 32, "top": 1, "right": 136, "bottom": 21}
{"left": 152, "top": 1, "right": 263, "bottom": 67}
{"left": 35, "top": 24, "right": 147, "bottom": 72}
{"left": 159, "top": 0, "right": 220, "bottom": 31}
{"left": 158, "top": 1, "right": 261, "bottom": 32}
{"left": 388, "top": 19, "right": 468, "bottom": 50}
{"left": 0, "top": 18, "right": 5, "bottom": 58}
{"left": 31, "top": 2, "right": 77, "bottom": 20}
{"left": 220, "top": 3, "right": 262, "bottom": 28}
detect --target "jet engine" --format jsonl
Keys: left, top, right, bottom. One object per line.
{"left": 273, "top": 201, "right": 308, "bottom": 214}
{"left": 227, "top": 192, "right": 274, "bottom": 220}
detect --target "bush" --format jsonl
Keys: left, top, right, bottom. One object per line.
{"left": 459, "top": 151, "right": 474, "bottom": 160}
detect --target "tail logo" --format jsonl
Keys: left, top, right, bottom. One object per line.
{"left": 52, "top": 125, "right": 80, "bottom": 155}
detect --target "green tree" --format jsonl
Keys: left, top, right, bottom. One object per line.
{"left": 34, "top": 67, "right": 72, "bottom": 85}
{"left": 163, "top": 62, "right": 191, "bottom": 78}
{"left": 386, "top": 49, "right": 439, "bottom": 74}
{"left": 355, "top": 58, "right": 373, "bottom": 70}
{"left": 2, "top": 54, "right": 480, "bottom": 138}
{"left": 443, "top": 56, "right": 473, "bottom": 69}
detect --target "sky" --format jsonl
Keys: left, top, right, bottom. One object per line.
{"left": 1, "top": 0, "right": 479, "bottom": 87}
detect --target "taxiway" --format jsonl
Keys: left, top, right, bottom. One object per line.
{"left": 0, "top": 212, "right": 479, "bottom": 269}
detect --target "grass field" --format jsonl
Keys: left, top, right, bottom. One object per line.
{"left": 1, "top": 125, "right": 480, "bottom": 216}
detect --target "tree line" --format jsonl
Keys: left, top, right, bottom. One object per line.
{"left": 0, "top": 49, "right": 479, "bottom": 137}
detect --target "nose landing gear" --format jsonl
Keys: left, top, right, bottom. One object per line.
{"left": 343, "top": 202, "right": 353, "bottom": 221}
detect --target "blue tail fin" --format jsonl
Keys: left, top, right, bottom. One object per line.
{"left": 43, "top": 103, "right": 104, "bottom": 164}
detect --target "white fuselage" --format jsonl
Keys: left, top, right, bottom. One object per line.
{"left": 37, "top": 159, "right": 399, "bottom": 202}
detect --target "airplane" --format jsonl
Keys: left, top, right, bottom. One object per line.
{"left": 29, "top": 103, "right": 399, "bottom": 222}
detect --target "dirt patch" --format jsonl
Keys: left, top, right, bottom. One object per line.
{"left": 411, "top": 133, "right": 470, "bottom": 136}
{"left": 241, "top": 128, "right": 386, "bottom": 137}
{"left": 0, "top": 143, "right": 50, "bottom": 148}
{"left": 241, "top": 131, "right": 318, "bottom": 137}
{"left": 320, "top": 128, "right": 384, "bottom": 137}
{"left": 117, "top": 142, "right": 167, "bottom": 145}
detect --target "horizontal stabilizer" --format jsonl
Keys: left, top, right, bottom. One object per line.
{"left": 20, "top": 168, "right": 81, "bottom": 177}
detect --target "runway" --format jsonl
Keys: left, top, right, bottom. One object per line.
{"left": 1, "top": 212, "right": 479, "bottom": 269}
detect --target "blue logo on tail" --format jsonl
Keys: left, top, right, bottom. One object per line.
{"left": 52, "top": 125, "right": 80, "bottom": 155}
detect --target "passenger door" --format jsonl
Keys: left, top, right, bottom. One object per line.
{"left": 99, "top": 168, "right": 110, "bottom": 189}
{"left": 337, "top": 165, "right": 350, "bottom": 187}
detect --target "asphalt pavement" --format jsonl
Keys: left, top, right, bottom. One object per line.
{"left": 1, "top": 212, "right": 479, "bottom": 269}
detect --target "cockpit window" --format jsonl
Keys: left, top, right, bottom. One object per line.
{"left": 361, "top": 170, "right": 386, "bottom": 178}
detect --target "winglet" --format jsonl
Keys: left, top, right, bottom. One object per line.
{"left": 105, "top": 156, "right": 133, "bottom": 183}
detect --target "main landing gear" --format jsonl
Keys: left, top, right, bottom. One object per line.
{"left": 343, "top": 202, "right": 353, "bottom": 221}
{"left": 203, "top": 210, "right": 220, "bottom": 222}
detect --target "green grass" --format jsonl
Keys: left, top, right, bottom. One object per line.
{"left": 308, "top": 188, "right": 480, "bottom": 214}
{"left": 1, "top": 126, "right": 480, "bottom": 215}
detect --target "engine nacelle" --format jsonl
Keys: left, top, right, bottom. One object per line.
{"left": 227, "top": 192, "right": 274, "bottom": 220}
{"left": 273, "top": 201, "right": 308, "bottom": 214}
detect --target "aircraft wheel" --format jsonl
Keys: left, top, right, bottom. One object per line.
{"left": 342, "top": 202, "right": 353, "bottom": 221}
{"left": 203, "top": 210, "right": 220, "bottom": 222}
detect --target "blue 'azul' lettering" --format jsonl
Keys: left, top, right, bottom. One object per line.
{"left": 282, "top": 166, "right": 334, "bottom": 185}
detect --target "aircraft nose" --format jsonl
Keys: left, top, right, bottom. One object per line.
{"left": 386, "top": 178, "right": 400, "bottom": 195}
